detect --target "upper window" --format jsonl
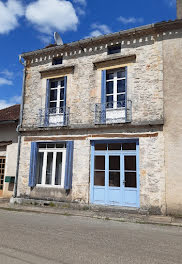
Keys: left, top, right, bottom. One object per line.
{"left": 106, "top": 68, "right": 126, "bottom": 109}
{"left": 49, "top": 78, "right": 65, "bottom": 111}
{"left": 107, "top": 44, "right": 121, "bottom": 55}
{"left": 37, "top": 143, "right": 66, "bottom": 188}
{"left": 52, "top": 57, "right": 63, "bottom": 65}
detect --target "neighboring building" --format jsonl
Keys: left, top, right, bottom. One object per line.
{"left": 0, "top": 104, "right": 20, "bottom": 198}
{"left": 15, "top": 4, "right": 182, "bottom": 215}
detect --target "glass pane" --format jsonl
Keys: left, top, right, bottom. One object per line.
{"left": 117, "top": 79, "right": 125, "bottom": 93}
{"left": 125, "top": 156, "right": 136, "bottom": 171}
{"left": 106, "top": 81, "right": 113, "bottom": 94}
{"left": 106, "top": 95, "right": 113, "bottom": 102}
{"left": 117, "top": 94, "right": 125, "bottom": 102}
{"left": 46, "top": 152, "right": 53, "bottom": 184}
{"left": 47, "top": 144, "right": 55, "bottom": 148}
{"left": 60, "top": 88, "right": 64, "bottom": 100}
{"left": 95, "top": 156, "right": 105, "bottom": 170}
{"left": 109, "top": 156, "right": 120, "bottom": 170}
{"left": 95, "top": 144, "right": 107, "bottom": 150}
{"left": 109, "top": 172, "right": 120, "bottom": 187}
{"left": 55, "top": 152, "right": 62, "bottom": 185}
{"left": 50, "top": 89, "right": 57, "bottom": 101}
{"left": 60, "top": 101, "right": 64, "bottom": 108}
{"left": 50, "top": 102, "right": 57, "bottom": 108}
{"left": 39, "top": 144, "right": 46, "bottom": 149}
{"left": 117, "top": 69, "right": 125, "bottom": 78}
{"left": 122, "top": 143, "right": 136, "bottom": 150}
{"left": 125, "top": 172, "right": 136, "bottom": 188}
{"left": 56, "top": 143, "right": 65, "bottom": 148}
{"left": 108, "top": 143, "right": 121, "bottom": 150}
{"left": 60, "top": 80, "right": 64, "bottom": 87}
{"left": 50, "top": 81, "right": 58, "bottom": 88}
{"left": 37, "top": 152, "right": 44, "bottom": 184}
{"left": 94, "top": 171, "right": 105, "bottom": 186}
{"left": 108, "top": 45, "right": 121, "bottom": 55}
{"left": 106, "top": 72, "right": 114, "bottom": 80}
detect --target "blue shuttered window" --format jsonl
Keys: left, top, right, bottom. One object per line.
{"left": 64, "top": 141, "right": 74, "bottom": 190}
{"left": 101, "top": 70, "right": 106, "bottom": 124}
{"left": 124, "top": 66, "right": 127, "bottom": 122}
{"left": 63, "top": 76, "right": 67, "bottom": 126}
{"left": 29, "top": 142, "right": 38, "bottom": 187}
{"left": 45, "top": 79, "right": 50, "bottom": 126}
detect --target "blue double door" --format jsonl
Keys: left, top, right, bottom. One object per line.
{"left": 90, "top": 142, "right": 139, "bottom": 207}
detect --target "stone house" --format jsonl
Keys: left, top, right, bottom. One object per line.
{"left": 0, "top": 104, "right": 20, "bottom": 198}
{"left": 15, "top": 4, "right": 182, "bottom": 215}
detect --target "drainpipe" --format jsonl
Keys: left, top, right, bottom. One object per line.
{"left": 13, "top": 55, "right": 26, "bottom": 198}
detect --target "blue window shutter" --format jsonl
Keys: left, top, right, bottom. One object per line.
{"left": 29, "top": 142, "right": 38, "bottom": 187}
{"left": 45, "top": 79, "right": 50, "bottom": 126}
{"left": 64, "top": 141, "right": 74, "bottom": 190}
{"left": 63, "top": 76, "right": 67, "bottom": 126}
{"left": 101, "top": 70, "right": 106, "bottom": 124}
{"left": 125, "top": 66, "right": 127, "bottom": 122}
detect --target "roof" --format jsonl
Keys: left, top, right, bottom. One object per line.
{"left": 20, "top": 19, "right": 182, "bottom": 59}
{"left": 0, "top": 104, "right": 20, "bottom": 123}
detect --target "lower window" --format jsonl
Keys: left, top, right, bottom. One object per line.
{"left": 37, "top": 143, "right": 66, "bottom": 188}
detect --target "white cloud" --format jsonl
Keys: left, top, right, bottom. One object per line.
{"left": 0, "top": 96, "right": 21, "bottom": 110}
{"left": 0, "top": 69, "right": 14, "bottom": 79}
{"left": 25, "top": 0, "right": 79, "bottom": 34}
{"left": 0, "top": 0, "right": 24, "bottom": 34}
{"left": 37, "top": 34, "right": 53, "bottom": 45}
{"left": 0, "top": 77, "right": 13, "bottom": 86}
{"left": 76, "top": 6, "right": 85, "bottom": 16}
{"left": 117, "top": 16, "right": 143, "bottom": 24}
{"left": 165, "top": 0, "right": 176, "bottom": 7}
{"left": 73, "top": 0, "right": 86, "bottom": 6}
{"left": 86, "top": 23, "right": 112, "bottom": 38}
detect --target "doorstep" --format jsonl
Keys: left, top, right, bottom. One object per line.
{"left": 0, "top": 197, "right": 180, "bottom": 227}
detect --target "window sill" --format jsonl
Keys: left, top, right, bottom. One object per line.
{"left": 36, "top": 184, "right": 64, "bottom": 189}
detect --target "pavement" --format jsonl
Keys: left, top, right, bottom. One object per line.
{"left": 0, "top": 198, "right": 182, "bottom": 227}
{"left": 0, "top": 209, "right": 182, "bottom": 264}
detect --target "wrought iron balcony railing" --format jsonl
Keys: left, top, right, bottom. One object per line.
{"left": 95, "top": 100, "right": 132, "bottom": 125}
{"left": 39, "top": 107, "right": 70, "bottom": 127}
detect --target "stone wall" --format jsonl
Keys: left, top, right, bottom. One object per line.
{"left": 22, "top": 32, "right": 164, "bottom": 128}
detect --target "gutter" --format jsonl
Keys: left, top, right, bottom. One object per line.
{"left": 13, "top": 55, "right": 26, "bottom": 198}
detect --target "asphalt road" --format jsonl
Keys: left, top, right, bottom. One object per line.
{"left": 0, "top": 210, "right": 182, "bottom": 264}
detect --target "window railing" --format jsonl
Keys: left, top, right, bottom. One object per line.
{"left": 39, "top": 107, "right": 70, "bottom": 127}
{"left": 95, "top": 100, "right": 132, "bottom": 125}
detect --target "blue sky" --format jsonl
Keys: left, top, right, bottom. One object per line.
{"left": 0, "top": 0, "right": 176, "bottom": 109}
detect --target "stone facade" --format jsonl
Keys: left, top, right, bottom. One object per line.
{"left": 17, "top": 21, "right": 182, "bottom": 215}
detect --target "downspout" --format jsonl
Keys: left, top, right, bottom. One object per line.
{"left": 13, "top": 55, "right": 26, "bottom": 198}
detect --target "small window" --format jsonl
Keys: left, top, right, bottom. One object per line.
{"left": 107, "top": 44, "right": 121, "bottom": 55}
{"left": 52, "top": 57, "right": 63, "bottom": 65}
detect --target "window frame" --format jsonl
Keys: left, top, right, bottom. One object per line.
{"left": 36, "top": 144, "right": 66, "bottom": 188}
{"left": 49, "top": 78, "right": 65, "bottom": 113}
{"left": 106, "top": 68, "right": 126, "bottom": 109}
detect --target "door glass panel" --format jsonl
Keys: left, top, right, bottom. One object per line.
{"left": 124, "top": 156, "right": 137, "bottom": 188}
{"left": 125, "top": 156, "right": 136, "bottom": 171}
{"left": 117, "top": 69, "right": 125, "bottom": 78}
{"left": 109, "top": 156, "right": 120, "bottom": 170}
{"left": 50, "top": 81, "right": 58, "bottom": 88}
{"left": 109, "top": 172, "right": 120, "bottom": 187}
{"left": 50, "top": 89, "right": 57, "bottom": 101}
{"left": 94, "top": 156, "right": 105, "bottom": 186}
{"left": 109, "top": 156, "right": 120, "bottom": 187}
{"left": 106, "top": 72, "right": 114, "bottom": 80}
{"left": 95, "top": 144, "right": 107, "bottom": 150}
{"left": 55, "top": 152, "right": 62, "bottom": 185}
{"left": 37, "top": 152, "right": 44, "bottom": 184}
{"left": 95, "top": 156, "right": 105, "bottom": 170}
{"left": 125, "top": 172, "right": 136, "bottom": 187}
{"left": 94, "top": 171, "right": 105, "bottom": 186}
{"left": 122, "top": 143, "right": 136, "bottom": 150}
{"left": 46, "top": 152, "right": 53, "bottom": 184}
{"left": 108, "top": 143, "right": 121, "bottom": 150}
{"left": 60, "top": 88, "right": 64, "bottom": 100}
